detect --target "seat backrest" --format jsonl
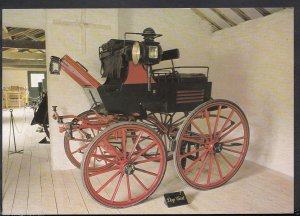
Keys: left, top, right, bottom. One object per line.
{"left": 161, "top": 49, "right": 180, "bottom": 61}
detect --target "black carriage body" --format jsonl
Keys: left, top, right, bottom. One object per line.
{"left": 98, "top": 77, "right": 212, "bottom": 114}
{"left": 98, "top": 39, "right": 212, "bottom": 115}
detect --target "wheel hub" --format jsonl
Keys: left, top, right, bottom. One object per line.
{"left": 213, "top": 142, "right": 223, "bottom": 153}
{"left": 123, "top": 163, "right": 135, "bottom": 175}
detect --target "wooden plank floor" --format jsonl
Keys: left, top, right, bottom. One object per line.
{"left": 2, "top": 108, "right": 294, "bottom": 214}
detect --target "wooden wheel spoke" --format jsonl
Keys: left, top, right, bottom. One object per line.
{"left": 181, "top": 136, "right": 204, "bottom": 145}
{"left": 207, "top": 154, "right": 214, "bottom": 184}
{"left": 194, "top": 153, "right": 209, "bottom": 182}
{"left": 90, "top": 128, "right": 96, "bottom": 137}
{"left": 184, "top": 150, "right": 208, "bottom": 174}
{"left": 204, "top": 109, "right": 212, "bottom": 140}
{"left": 98, "top": 147, "right": 108, "bottom": 165}
{"left": 132, "top": 173, "right": 148, "bottom": 191}
{"left": 122, "top": 128, "right": 127, "bottom": 158}
{"left": 217, "top": 109, "right": 234, "bottom": 139}
{"left": 222, "top": 147, "right": 242, "bottom": 154}
{"left": 173, "top": 115, "right": 186, "bottom": 125}
{"left": 222, "top": 136, "right": 244, "bottom": 144}
{"left": 134, "top": 157, "right": 161, "bottom": 165}
{"left": 219, "top": 121, "right": 242, "bottom": 141}
{"left": 111, "top": 173, "right": 124, "bottom": 201}
{"left": 191, "top": 121, "right": 208, "bottom": 142}
{"left": 180, "top": 147, "right": 206, "bottom": 160}
{"left": 213, "top": 105, "right": 222, "bottom": 137}
{"left": 71, "top": 143, "right": 88, "bottom": 154}
{"left": 102, "top": 138, "right": 122, "bottom": 160}
{"left": 159, "top": 113, "right": 163, "bottom": 123}
{"left": 135, "top": 167, "right": 158, "bottom": 176}
{"left": 128, "top": 131, "right": 143, "bottom": 159}
{"left": 96, "top": 171, "right": 121, "bottom": 193}
{"left": 126, "top": 175, "right": 132, "bottom": 200}
{"left": 91, "top": 154, "right": 119, "bottom": 164}
{"left": 214, "top": 154, "right": 223, "bottom": 180}
{"left": 219, "top": 152, "right": 234, "bottom": 168}
{"left": 163, "top": 113, "right": 168, "bottom": 124}
{"left": 89, "top": 166, "right": 119, "bottom": 177}
{"left": 131, "top": 142, "right": 156, "bottom": 162}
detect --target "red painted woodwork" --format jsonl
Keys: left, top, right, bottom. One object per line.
{"left": 60, "top": 55, "right": 101, "bottom": 88}
{"left": 124, "top": 61, "right": 156, "bottom": 84}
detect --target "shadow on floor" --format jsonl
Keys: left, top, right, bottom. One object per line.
{"left": 227, "top": 160, "right": 268, "bottom": 185}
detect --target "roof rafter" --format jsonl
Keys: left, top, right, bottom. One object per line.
{"left": 191, "top": 8, "right": 222, "bottom": 31}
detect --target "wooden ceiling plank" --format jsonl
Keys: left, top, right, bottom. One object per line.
{"left": 2, "top": 39, "right": 45, "bottom": 49}
{"left": 2, "top": 52, "right": 45, "bottom": 60}
{"left": 22, "top": 32, "right": 39, "bottom": 41}
{"left": 255, "top": 8, "right": 271, "bottom": 16}
{"left": 211, "top": 8, "right": 237, "bottom": 27}
{"left": 230, "top": 8, "right": 251, "bottom": 21}
{"left": 3, "top": 65, "right": 46, "bottom": 70}
{"left": 191, "top": 8, "right": 222, "bottom": 31}
{"left": 3, "top": 58, "right": 46, "bottom": 66}
{"left": 6, "top": 28, "right": 28, "bottom": 37}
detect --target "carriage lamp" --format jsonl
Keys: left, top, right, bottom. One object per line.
{"left": 49, "top": 56, "right": 61, "bottom": 74}
{"left": 130, "top": 28, "right": 162, "bottom": 65}
{"left": 148, "top": 46, "right": 159, "bottom": 59}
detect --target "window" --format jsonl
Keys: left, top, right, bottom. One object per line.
{"left": 30, "top": 73, "right": 45, "bottom": 87}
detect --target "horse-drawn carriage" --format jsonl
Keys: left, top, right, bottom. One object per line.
{"left": 50, "top": 27, "right": 249, "bottom": 208}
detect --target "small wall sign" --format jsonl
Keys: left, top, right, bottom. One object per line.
{"left": 164, "top": 191, "right": 188, "bottom": 208}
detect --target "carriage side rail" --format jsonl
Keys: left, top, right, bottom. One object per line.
{"left": 153, "top": 66, "right": 209, "bottom": 78}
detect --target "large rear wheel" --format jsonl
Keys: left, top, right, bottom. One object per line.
{"left": 174, "top": 99, "right": 250, "bottom": 190}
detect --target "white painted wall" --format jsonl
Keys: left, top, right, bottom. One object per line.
{"left": 45, "top": 9, "right": 118, "bottom": 170}
{"left": 2, "top": 69, "right": 28, "bottom": 88}
{"left": 209, "top": 8, "right": 294, "bottom": 176}
{"left": 3, "top": 9, "right": 46, "bottom": 29}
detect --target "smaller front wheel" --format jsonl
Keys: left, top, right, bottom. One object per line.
{"left": 174, "top": 99, "right": 250, "bottom": 190}
{"left": 81, "top": 122, "right": 167, "bottom": 208}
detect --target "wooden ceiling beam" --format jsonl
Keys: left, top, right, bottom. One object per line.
{"left": 255, "top": 8, "right": 271, "bottom": 16}
{"left": 3, "top": 65, "right": 46, "bottom": 70}
{"left": 2, "top": 52, "right": 45, "bottom": 60}
{"left": 21, "top": 32, "right": 39, "bottom": 41}
{"left": 2, "top": 39, "right": 45, "bottom": 49}
{"left": 230, "top": 8, "right": 251, "bottom": 21}
{"left": 191, "top": 8, "right": 222, "bottom": 31}
{"left": 3, "top": 58, "right": 46, "bottom": 66}
{"left": 211, "top": 8, "right": 237, "bottom": 27}
{"left": 4, "top": 28, "right": 28, "bottom": 39}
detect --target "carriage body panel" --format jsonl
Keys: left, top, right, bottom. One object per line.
{"left": 98, "top": 78, "right": 212, "bottom": 114}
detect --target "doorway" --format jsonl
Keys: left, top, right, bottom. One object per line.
{"left": 27, "top": 71, "right": 47, "bottom": 99}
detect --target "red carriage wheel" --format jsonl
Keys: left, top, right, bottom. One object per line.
{"left": 81, "top": 122, "right": 167, "bottom": 208}
{"left": 174, "top": 99, "right": 249, "bottom": 190}
{"left": 64, "top": 110, "right": 109, "bottom": 169}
